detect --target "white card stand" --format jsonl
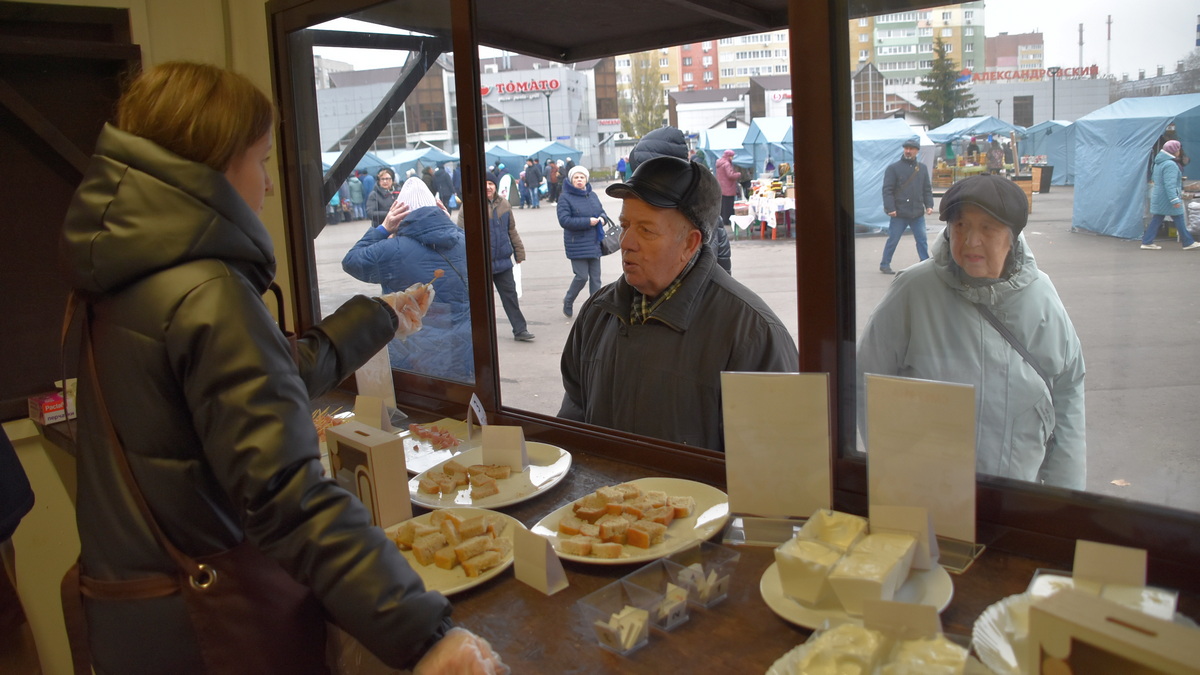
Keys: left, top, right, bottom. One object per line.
{"left": 869, "top": 505, "right": 939, "bottom": 570}
{"left": 481, "top": 425, "right": 528, "bottom": 472}
{"left": 514, "top": 528, "right": 568, "bottom": 595}
{"left": 866, "top": 374, "right": 981, "bottom": 573}
{"left": 466, "top": 393, "right": 487, "bottom": 443}
{"left": 325, "top": 421, "right": 411, "bottom": 529}
{"left": 353, "top": 395, "right": 392, "bottom": 433}
{"left": 355, "top": 347, "right": 397, "bottom": 410}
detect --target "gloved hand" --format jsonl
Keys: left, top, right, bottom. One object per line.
{"left": 413, "top": 627, "right": 509, "bottom": 675}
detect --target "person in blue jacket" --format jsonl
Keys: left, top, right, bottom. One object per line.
{"left": 557, "top": 165, "right": 608, "bottom": 318}
{"left": 342, "top": 177, "right": 474, "bottom": 382}
{"left": 1140, "top": 140, "right": 1200, "bottom": 250}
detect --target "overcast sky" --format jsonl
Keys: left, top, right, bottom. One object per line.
{"left": 984, "top": 0, "right": 1196, "bottom": 78}
{"left": 315, "top": 3, "right": 1198, "bottom": 78}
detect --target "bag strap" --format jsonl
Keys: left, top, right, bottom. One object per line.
{"left": 973, "top": 303, "right": 1054, "bottom": 395}
{"left": 78, "top": 301, "right": 205, "bottom": 580}
{"left": 896, "top": 163, "right": 920, "bottom": 194}
{"left": 434, "top": 250, "right": 467, "bottom": 286}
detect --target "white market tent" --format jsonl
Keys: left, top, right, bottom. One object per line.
{"left": 1073, "top": 94, "right": 1200, "bottom": 239}
{"left": 926, "top": 116, "right": 1026, "bottom": 144}
{"left": 852, "top": 118, "right": 931, "bottom": 232}
{"left": 743, "top": 116, "right": 793, "bottom": 174}
{"left": 1021, "top": 120, "right": 1075, "bottom": 186}
{"left": 698, "top": 127, "right": 752, "bottom": 168}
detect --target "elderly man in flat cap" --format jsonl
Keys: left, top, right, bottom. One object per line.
{"left": 857, "top": 173, "right": 1086, "bottom": 490}
{"left": 879, "top": 135, "right": 934, "bottom": 274}
{"left": 558, "top": 156, "right": 797, "bottom": 451}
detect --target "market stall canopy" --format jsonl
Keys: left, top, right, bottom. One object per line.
{"left": 532, "top": 141, "right": 580, "bottom": 165}
{"left": 698, "top": 127, "right": 752, "bottom": 168}
{"left": 852, "top": 118, "right": 930, "bottom": 232}
{"left": 320, "top": 151, "right": 392, "bottom": 175}
{"left": 377, "top": 147, "right": 458, "bottom": 177}
{"left": 926, "top": 116, "right": 1027, "bottom": 144}
{"left": 1021, "top": 121, "right": 1075, "bottom": 186}
{"left": 1073, "top": 93, "right": 1200, "bottom": 238}
{"left": 743, "top": 116, "right": 793, "bottom": 174}
{"left": 484, "top": 145, "right": 526, "bottom": 171}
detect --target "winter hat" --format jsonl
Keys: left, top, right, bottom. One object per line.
{"left": 568, "top": 166, "right": 590, "bottom": 182}
{"left": 629, "top": 126, "right": 688, "bottom": 172}
{"left": 723, "top": 149, "right": 735, "bottom": 157}
{"left": 902, "top": 136, "right": 920, "bottom": 149}
{"left": 485, "top": 172, "right": 500, "bottom": 186}
{"left": 1164, "top": 140, "right": 1182, "bottom": 155}
{"left": 396, "top": 177, "right": 439, "bottom": 211}
{"left": 939, "top": 173, "right": 1028, "bottom": 236}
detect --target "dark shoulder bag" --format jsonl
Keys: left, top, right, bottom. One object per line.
{"left": 59, "top": 293, "right": 329, "bottom": 675}
{"left": 974, "top": 302, "right": 1057, "bottom": 447}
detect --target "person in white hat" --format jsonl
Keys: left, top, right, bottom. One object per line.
{"left": 557, "top": 165, "right": 609, "bottom": 318}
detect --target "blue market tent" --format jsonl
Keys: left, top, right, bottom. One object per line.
{"left": 377, "top": 147, "right": 457, "bottom": 176}
{"left": 698, "top": 127, "right": 752, "bottom": 167}
{"left": 1021, "top": 121, "right": 1075, "bottom": 186}
{"left": 743, "top": 117, "right": 793, "bottom": 174}
{"left": 320, "top": 151, "right": 391, "bottom": 175}
{"left": 1073, "top": 94, "right": 1200, "bottom": 239}
{"left": 926, "top": 116, "right": 1026, "bottom": 144}
{"left": 532, "top": 141, "right": 579, "bottom": 165}
{"left": 852, "top": 118, "right": 925, "bottom": 232}
{"left": 484, "top": 145, "right": 525, "bottom": 171}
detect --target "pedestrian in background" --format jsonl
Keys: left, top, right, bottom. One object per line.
{"left": 1141, "top": 140, "right": 1200, "bottom": 250}
{"left": 715, "top": 149, "right": 742, "bottom": 227}
{"left": 879, "top": 136, "right": 933, "bottom": 274}
{"left": 460, "top": 173, "right": 536, "bottom": 341}
{"left": 347, "top": 170, "right": 365, "bottom": 220}
{"left": 522, "top": 157, "right": 542, "bottom": 209}
{"left": 557, "top": 165, "right": 608, "bottom": 318}
{"left": 986, "top": 139, "right": 1005, "bottom": 175}
{"left": 366, "top": 167, "right": 397, "bottom": 227}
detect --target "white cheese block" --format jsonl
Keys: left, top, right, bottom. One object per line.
{"left": 791, "top": 623, "right": 885, "bottom": 675}
{"left": 880, "top": 634, "right": 968, "bottom": 675}
{"left": 827, "top": 548, "right": 907, "bottom": 616}
{"left": 854, "top": 533, "right": 917, "bottom": 587}
{"left": 798, "top": 509, "right": 868, "bottom": 553}
{"left": 774, "top": 538, "right": 841, "bottom": 606}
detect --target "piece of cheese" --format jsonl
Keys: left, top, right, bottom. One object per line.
{"left": 774, "top": 538, "right": 841, "bottom": 606}
{"left": 827, "top": 548, "right": 908, "bottom": 616}
{"left": 792, "top": 623, "right": 885, "bottom": 675}
{"left": 880, "top": 634, "right": 968, "bottom": 675}
{"left": 853, "top": 533, "right": 917, "bottom": 586}
{"left": 798, "top": 509, "right": 868, "bottom": 553}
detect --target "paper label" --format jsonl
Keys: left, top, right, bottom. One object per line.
{"left": 481, "top": 425, "right": 528, "bottom": 471}
{"left": 467, "top": 393, "right": 487, "bottom": 442}
{"left": 869, "top": 504, "right": 939, "bottom": 570}
{"left": 513, "top": 528, "right": 568, "bottom": 595}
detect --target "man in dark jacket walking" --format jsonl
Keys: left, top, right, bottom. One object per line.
{"left": 460, "top": 173, "right": 535, "bottom": 341}
{"left": 879, "top": 136, "right": 933, "bottom": 274}
{"left": 522, "top": 157, "right": 543, "bottom": 209}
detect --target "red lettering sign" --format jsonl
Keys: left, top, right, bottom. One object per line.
{"left": 482, "top": 79, "right": 561, "bottom": 96}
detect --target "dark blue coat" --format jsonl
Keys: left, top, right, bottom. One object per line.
{"left": 557, "top": 182, "right": 606, "bottom": 259}
{"left": 341, "top": 206, "right": 473, "bottom": 381}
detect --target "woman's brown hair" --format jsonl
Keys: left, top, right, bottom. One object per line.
{"left": 115, "top": 61, "right": 274, "bottom": 172}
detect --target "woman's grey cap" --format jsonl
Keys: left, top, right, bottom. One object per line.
{"left": 938, "top": 173, "right": 1028, "bottom": 235}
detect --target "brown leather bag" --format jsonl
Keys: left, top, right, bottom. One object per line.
{"left": 60, "top": 295, "right": 328, "bottom": 674}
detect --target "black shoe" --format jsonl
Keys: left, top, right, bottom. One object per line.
{"left": 880, "top": 265, "right": 895, "bottom": 275}
{"left": 514, "top": 331, "right": 535, "bottom": 342}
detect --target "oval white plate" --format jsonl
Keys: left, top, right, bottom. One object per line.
{"left": 759, "top": 561, "right": 954, "bottom": 629}
{"left": 400, "top": 420, "right": 474, "bottom": 475}
{"left": 384, "top": 507, "right": 524, "bottom": 596}
{"left": 530, "top": 477, "right": 730, "bottom": 565}
{"left": 409, "top": 443, "right": 572, "bottom": 510}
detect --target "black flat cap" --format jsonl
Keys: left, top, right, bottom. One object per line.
{"left": 939, "top": 173, "right": 1028, "bottom": 235}
{"left": 606, "top": 156, "right": 702, "bottom": 210}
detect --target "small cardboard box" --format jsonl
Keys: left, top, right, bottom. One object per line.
{"left": 29, "top": 390, "right": 75, "bottom": 425}
{"left": 325, "top": 421, "right": 411, "bottom": 529}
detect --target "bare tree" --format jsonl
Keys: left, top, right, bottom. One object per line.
{"left": 620, "top": 50, "right": 666, "bottom": 137}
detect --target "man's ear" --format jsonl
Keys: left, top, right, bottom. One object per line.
{"left": 684, "top": 227, "right": 703, "bottom": 258}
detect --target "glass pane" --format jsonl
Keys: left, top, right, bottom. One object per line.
{"left": 482, "top": 41, "right": 800, "bottom": 452}
{"left": 849, "top": 0, "right": 1200, "bottom": 512}
{"left": 300, "top": 8, "right": 475, "bottom": 385}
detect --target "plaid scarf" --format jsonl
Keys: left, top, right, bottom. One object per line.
{"left": 629, "top": 251, "right": 700, "bottom": 325}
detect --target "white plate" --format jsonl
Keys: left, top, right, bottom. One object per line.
{"left": 400, "top": 419, "right": 477, "bottom": 475}
{"left": 759, "top": 561, "right": 954, "bottom": 629}
{"left": 384, "top": 507, "right": 524, "bottom": 596}
{"left": 408, "top": 443, "right": 572, "bottom": 509}
{"left": 530, "top": 477, "right": 730, "bottom": 565}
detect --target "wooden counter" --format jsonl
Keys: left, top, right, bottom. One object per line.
{"left": 418, "top": 449, "right": 1199, "bottom": 673}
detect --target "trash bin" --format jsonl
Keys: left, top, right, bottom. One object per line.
{"left": 1031, "top": 165, "right": 1054, "bottom": 193}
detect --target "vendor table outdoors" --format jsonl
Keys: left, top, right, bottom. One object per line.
{"left": 731, "top": 194, "right": 795, "bottom": 240}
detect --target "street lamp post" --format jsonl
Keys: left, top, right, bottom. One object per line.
{"left": 995, "top": 99, "right": 1002, "bottom": 119}
{"left": 541, "top": 90, "right": 553, "bottom": 141}
{"left": 1047, "top": 66, "right": 1061, "bottom": 119}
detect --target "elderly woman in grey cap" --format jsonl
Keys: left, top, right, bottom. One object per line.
{"left": 857, "top": 174, "right": 1086, "bottom": 490}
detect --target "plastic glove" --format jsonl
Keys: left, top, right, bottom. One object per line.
{"left": 413, "top": 627, "right": 509, "bottom": 675}
{"left": 379, "top": 281, "right": 436, "bottom": 340}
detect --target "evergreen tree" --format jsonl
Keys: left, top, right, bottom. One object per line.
{"left": 916, "top": 38, "right": 978, "bottom": 128}
{"left": 619, "top": 50, "right": 667, "bottom": 137}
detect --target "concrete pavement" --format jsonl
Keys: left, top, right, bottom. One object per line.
{"left": 313, "top": 181, "right": 1200, "bottom": 513}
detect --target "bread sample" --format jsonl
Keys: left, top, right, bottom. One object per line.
{"left": 668, "top": 495, "right": 695, "bottom": 518}
{"left": 774, "top": 538, "right": 842, "bottom": 606}
{"left": 471, "top": 477, "right": 500, "bottom": 498}
{"left": 591, "top": 542, "right": 624, "bottom": 559}
{"left": 411, "top": 532, "right": 447, "bottom": 566}
{"left": 627, "top": 520, "right": 667, "bottom": 549}
{"left": 462, "top": 550, "right": 504, "bottom": 577}
{"left": 433, "top": 545, "right": 459, "bottom": 570}
{"left": 559, "top": 535, "right": 599, "bottom": 556}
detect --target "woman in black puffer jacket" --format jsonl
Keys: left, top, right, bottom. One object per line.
{"left": 557, "top": 165, "right": 608, "bottom": 318}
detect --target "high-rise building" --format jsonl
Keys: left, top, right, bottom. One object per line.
{"left": 716, "top": 30, "right": 790, "bottom": 88}
{"left": 985, "top": 32, "right": 1044, "bottom": 75}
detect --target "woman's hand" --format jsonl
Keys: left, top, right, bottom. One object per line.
{"left": 382, "top": 200, "right": 412, "bottom": 235}
{"left": 590, "top": 217, "right": 601, "bottom": 226}
{"left": 413, "top": 627, "right": 509, "bottom": 675}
